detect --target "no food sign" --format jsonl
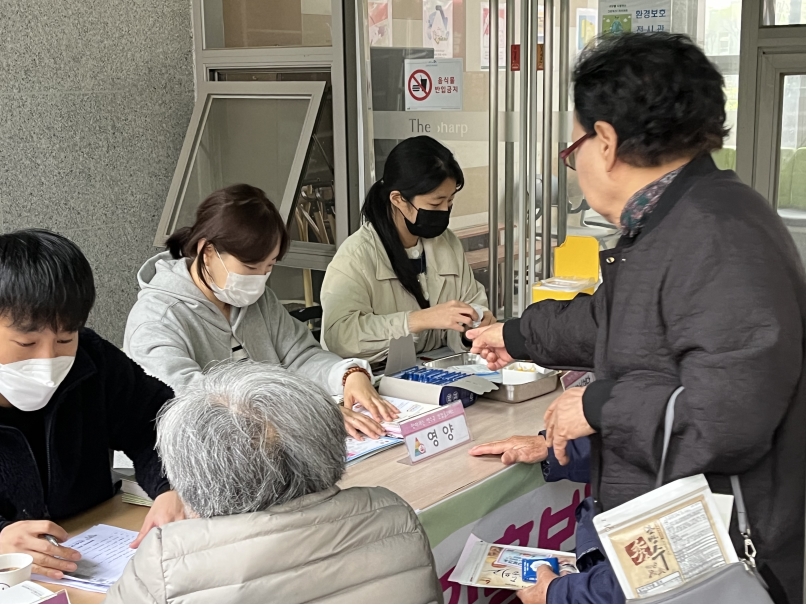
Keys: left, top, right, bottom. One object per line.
{"left": 404, "top": 58, "right": 463, "bottom": 111}
{"left": 408, "top": 69, "right": 432, "bottom": 101}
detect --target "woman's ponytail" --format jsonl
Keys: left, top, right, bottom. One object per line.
{"left": 361, "top": 136, "right": 464, "bottom": 310}
{"left": 362, "top": 179, "right": 430, "bottom": 309}
{"left": 165, "top": 226, "right": 192, "bottom": 259}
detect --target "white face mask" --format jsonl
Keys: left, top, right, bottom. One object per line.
{"left": 0, "top": 356, "right": 75, "bottom": 412}
{"left": 208, "top": 249, "right": 270, "bottom": 308}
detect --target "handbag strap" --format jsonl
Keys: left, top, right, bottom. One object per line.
{"left": 655, "top": 386, "right": 685, "bottom": 489}
{"left": 656, "top": 386, "right": 758, "bottom": 565}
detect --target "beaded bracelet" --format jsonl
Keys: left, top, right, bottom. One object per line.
{"left": 342, "top": 365, "right": 371, "bottom": 387}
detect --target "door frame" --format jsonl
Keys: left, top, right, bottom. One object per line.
{"left": 752, "top": 52, "right": 806, "bottom": 206}
{"left": 735, "top": 0, "right": 806, "bottom": 198}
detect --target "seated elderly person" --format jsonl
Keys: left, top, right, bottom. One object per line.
{"left": 106, "top": 361, "right": 441, "bottom": 604}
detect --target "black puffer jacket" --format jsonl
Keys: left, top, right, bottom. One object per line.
{"left": 505, "top": 156, "right": 806, "bottom": 603}
{"left": 0, "top": 329, "right": 173, "bottom": 527}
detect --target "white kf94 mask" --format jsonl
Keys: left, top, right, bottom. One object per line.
{"left": 0, "top": 356, "right": 75, "bottom": 412}
{"left": 208, "top": 249, "right": 270, "bottom": 308}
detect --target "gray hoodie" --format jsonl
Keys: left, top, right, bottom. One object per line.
{"left": 124, "top": 252, "right": 366, "bottom": 395}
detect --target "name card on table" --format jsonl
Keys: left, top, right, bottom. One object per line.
{"left": 400, "top": 402, "right": 471, "bottom": 464}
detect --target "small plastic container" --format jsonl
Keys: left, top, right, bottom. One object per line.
{"left": 502, "top": 362, "right": 542, "bottom": 384}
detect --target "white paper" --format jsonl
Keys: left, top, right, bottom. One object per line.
{"left": 712, "top": 493, "right": 734, "bottom": 528}
{"left": 0, "top": 581, "right": 53, "bottom": 604}
{"left": 353, "top": 396, "right": 441, "bottom": 437}
{"left": 112, "top": 451, "right": 133, "bottom": 470}
{"left": 32, "top": 525, "right": 137, "bottom": 593}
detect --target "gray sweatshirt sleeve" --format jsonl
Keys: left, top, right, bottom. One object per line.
{"left": 124, "top": 317, "right": 205, "bottom": 390}
{"left": 263, "top": 289, "right": 365, "bottom": 395}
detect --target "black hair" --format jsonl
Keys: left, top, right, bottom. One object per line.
{"left": 166, "top": 184, "right": 290, "bottom": 291}
{"left": 573, "top": 32, "right": 729, "bottom": 167}
{"left": 0, "top": 229, "right": 96, "bottom": 333}
{"left": 361, "top": 136, "right": 464, "bottom": 309}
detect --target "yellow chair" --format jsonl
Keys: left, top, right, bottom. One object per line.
{"left": 532, "top": 236, "right": 600, "bottom": 303}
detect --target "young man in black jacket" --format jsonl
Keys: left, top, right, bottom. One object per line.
{"left": 0, "top": 229, "right": 184, "bottom": 580}
{"left": 470, "top": 33, "right": 805, "bottom": 604}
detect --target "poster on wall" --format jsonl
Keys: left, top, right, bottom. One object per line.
{"left": 423, "top": 0, "right": 453, "bottom": 58}
{"left": 369, "top": 0, "right": 392, "bottom": 46}
{"left": 404, "top": 58, "right": 464, "bottom": 111}
{"left": 577, "top": 8, "right": 598, "bottom": 50}
{"left": 481, "top": 5, "right": 543, "bottom": 69}
{"left": 480, "top": 2, "right": 506, "bottom": 69}
{"left": 598, "top": 0, "right": 671, "bottom": 34}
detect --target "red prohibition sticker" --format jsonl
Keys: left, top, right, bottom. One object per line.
{"left": 408, "top": 69, "right": 433, "bottom": 101}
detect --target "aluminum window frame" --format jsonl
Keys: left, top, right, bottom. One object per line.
{"left": 750, "top": 52, "right": 806, "bottom": 206}
{"left": 179, "top": 0, "right": 353, "bottom": 262}
{"left": 735, "top": 0, "right": 806, "bottom": 191}
{"left": 154, "top": 81, "right": 326, "bottom": 246}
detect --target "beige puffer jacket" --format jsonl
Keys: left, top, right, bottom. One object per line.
{"left": 105, "top": 486, "right": 442, "bottom": 604}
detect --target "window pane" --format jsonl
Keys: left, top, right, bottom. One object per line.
{"left": 767, "top": 0, "right": 806, "bottom": 24}
{"left": 203, "top": 0, "right": 332, "bottom": 49}
{"left": 271, "top": 265, "right": 326, "bottom": 340}
{"left": 776, "top": 75, "right": 806, "bottom": 265}
{"left": 271, "top": 265, "right": 325, "bottom": 310}
{"left": 211, "top": 71, "right": 337, "bottom": 245}
{"left": 171, "top": 95, "right": 313, "bottom": 233}
{"left": 702, "top": 0, "right": 742, "bottom": 169}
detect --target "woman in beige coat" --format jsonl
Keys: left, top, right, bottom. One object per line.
{"left": 321, "top": 136, "right": 493, "bottom": 364}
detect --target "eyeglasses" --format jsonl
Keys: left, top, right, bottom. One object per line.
{"left": 560, "top": 133, "right": 594, "bottom": 171}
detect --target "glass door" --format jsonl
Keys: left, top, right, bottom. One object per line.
{"left": 358, "top": 0, "right": 534, "bottom": 317}
{"left": 356, "top": 0, "right": 749, "bottom": 317}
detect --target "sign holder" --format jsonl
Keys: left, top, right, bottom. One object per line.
{"left": 404, "top": 58, "right": 464, "bottom": 111}
{"left": 399, "top": 402, "right": 472, "bottom": 464}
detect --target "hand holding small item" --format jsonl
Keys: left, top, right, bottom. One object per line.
{"left": 466, "top": 323, "right": 513, "bottom": 370}
{"left": 517, "top": 564, "right": 561, "bottom": 604}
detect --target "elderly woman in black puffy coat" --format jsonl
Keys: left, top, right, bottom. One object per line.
{"left": 469, "top": 32, "right": 806, "bottom": 604}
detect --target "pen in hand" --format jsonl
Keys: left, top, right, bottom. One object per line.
{"left": 42, "top": 534, "right": 60, "bottom": 549}
{"left": 42, "top": 533, "right": 81, "bottom": 563}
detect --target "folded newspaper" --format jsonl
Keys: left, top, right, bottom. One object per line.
{"left": 593, "top": 474, "right": 738, "bottom": 600}
{"left": 449, "top": 534, "right": 578, "bottom": 590}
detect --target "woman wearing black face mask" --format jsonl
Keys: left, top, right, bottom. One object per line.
{"left": 321, "top": 136, "right": 494, "bottom": 364}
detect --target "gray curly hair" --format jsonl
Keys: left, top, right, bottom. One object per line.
{"left": 156, "top": 360, "right": 347, "bottom": 518}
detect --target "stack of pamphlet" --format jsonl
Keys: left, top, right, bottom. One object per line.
{"left": 450, "top": 534, "right": 578, "bottom": 590}
{"left": 353, "top": 396, "right": 440, "bottom": 438}
{"left": 345, "top": 436, "right": 402, "bottom": 466}
{"left": 120, "top": 479, "right": 153, "bottom": 507}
